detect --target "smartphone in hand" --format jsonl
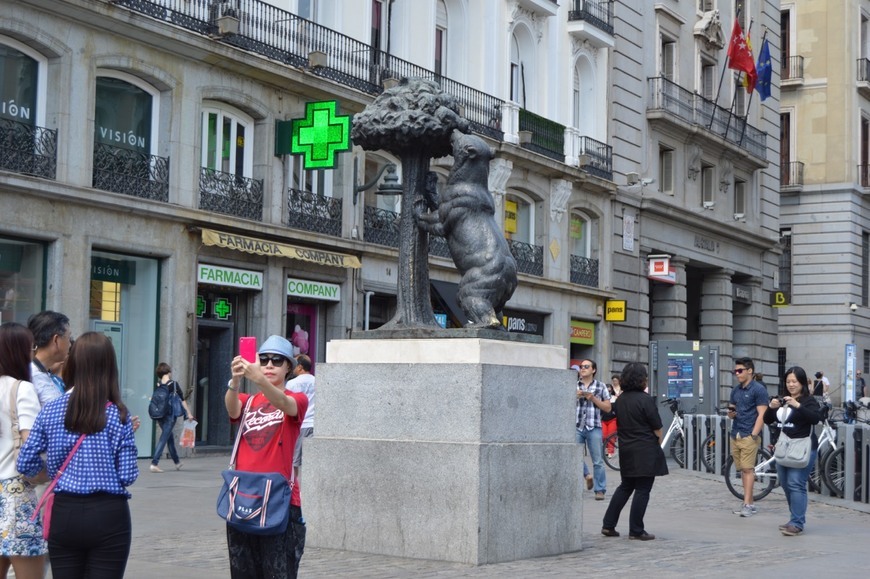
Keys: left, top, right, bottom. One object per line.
{"left": 239, "top": 337, "right": 257, "bottom": 363}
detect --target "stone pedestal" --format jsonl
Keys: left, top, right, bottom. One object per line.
{"left": 305, "top": 338, "right": 582, "bottom": 565}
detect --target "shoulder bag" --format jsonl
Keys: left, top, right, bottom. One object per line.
{"left": 216, "top": 395, "right": 294, "bottom": 535}
{"left": 773, "top": 432, "right": 812, "bottom": 469}
{"left": 31, "top": 434, "right": 87, "bottom": 540}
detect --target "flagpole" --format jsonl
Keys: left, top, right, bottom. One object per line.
{"left": 724, "top": 19, "right": 753, "bottom": 139}
{"left": 738, "top": 27, "right": 768, "bottom": 146}
{"left": 711, "top": 10, "right": 740, "bottom": 130}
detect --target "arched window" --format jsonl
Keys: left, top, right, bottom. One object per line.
{"left": 570, "top": 210, "right": 599, "bottom": 287}
{"left": 510, "top": 34, "right": 524, "bottom": 107}
{"left": 435, "top": 0, "right": 448, "bottom": 76}
{"left": 201, "top": 103, "right": 254, "bottom": 177}
{"left": 573, "top": 58, "right": 595, "bottom": 136}
{"left": 0, "top": 37, "right": 47, "bottom": 127}
{"left": 95, "top": 73, "right": 158, "bottom": 155}
{"left": 570, "top": 211, "right": 594, "bottom": 258}
{"left": 505, "top": 193, "right": 535, "bottom": 244}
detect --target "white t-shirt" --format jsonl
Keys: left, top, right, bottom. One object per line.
{"left": 0, "top": 376, "right": 41, "bottom": 479}
{"left": 286, "top": 373, "right": 315, "bottom": 429}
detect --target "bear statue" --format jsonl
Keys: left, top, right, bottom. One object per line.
{"left": 416, "top": 130, "right": 518, "bottom": 329}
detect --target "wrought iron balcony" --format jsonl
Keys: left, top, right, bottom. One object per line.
{"left": 0, "top": 118, "right": 57, "bottom": 180}
{"left": 92, "top": 142, "right": 169, "bottom": 201}
{"left": 781, "top": 55, "right": 804, "bottom": 85}
{"left": 199, "top": 167, "right": 263, "bottom": 221}
{"left": 570, "top": 255, "right": 599, "bottom": 287}
{"left": 363, "top": 206, "right": 399, "bottom": 248}
{"left": 508, "top": 239, "right": 544, "bottom": 277}
{"left": 576, "top": 135, "right": 612, "bottom": 180}
{"left": 287, "top": 188, "right": 342, "bottom": 236}
{"left": 568, "top": 0, "right": 614, "bottom": 36}
{"left": 429, "top": 235, "right": 451, "bottom": 259}
{"left": 518, "top": 109, "right": 565, "bottom": 162}
{"left": 780, "top": 161, "right": 804, "bottom": 190}
{"left": 647, "top": 77, "right": 767, "bottom": 161}
{"left": 111, "top": 0, "right": 505, "bottom": 141}
{"left": 859, "top": 164, "right": 870, "bottom": 188}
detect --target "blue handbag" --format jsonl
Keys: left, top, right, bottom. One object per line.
{"left": 216, "top": 397, "right": 294, "bottom": 535}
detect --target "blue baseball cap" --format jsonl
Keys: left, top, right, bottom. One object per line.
{"left": 258, "top": 335, "right": 297, "bottom": 369}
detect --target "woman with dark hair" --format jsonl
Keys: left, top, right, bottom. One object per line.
{"left": 0, "top": 322, "right": 46, "bottom": 578}
{"left": 764, "top": 365, "right": 821, "bottom": 536}
{"left": 601, "top": 362, "right": 668, "bottom": 541}
{"left": 17, "top": 332, "right": 139, "bottom": 577}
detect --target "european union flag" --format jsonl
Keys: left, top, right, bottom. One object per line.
{"left": 756, "top": 39, "right": 772, "bottom": 101}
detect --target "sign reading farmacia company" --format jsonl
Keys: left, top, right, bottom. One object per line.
{"left": 286, "top": 278, "right": 340, "bottom": 302}
{"left": 198, "top": 264, "right": 263, "bottom": 290}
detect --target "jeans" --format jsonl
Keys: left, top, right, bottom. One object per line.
{"left": 576, "top": 427, "right": 606, "bottom": 493}
{"left": 776, "top": 450, "right": 817, "bottom": 530}
{"left": 227, "top": 505, "right": 305, "bottom": 579}
{"left": 49, "top": 493, "right": 131, "bottom": 579}
{"left": 152, "top": 415, "right": 179, "bottom": 465}
{"left": 602, "top": 476, "right": 655, "bottom": 536}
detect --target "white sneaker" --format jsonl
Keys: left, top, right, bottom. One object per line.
{"left": 175, "top": 462, "right": 184, "bottom": 471}
{"left": 149, "top": 464, "right": 163, "bottom": 473}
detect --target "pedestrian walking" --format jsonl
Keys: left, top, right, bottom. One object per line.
{"left": 0, "top": 322, "right": 46, "bottom": 579}
{"left": 149, "top": 363, "right": 194, "bottom": 473}
{"left": 601, "top": 362, "right": 667, "bottom": 541}
{"left": 575, "top": 359, "right": 612, "bottom": 500}
{"left": 17, "top": 332, "right": 140, "bottom": 578}
{"left": 727, "top": 356, "right": 768, "bottom": 517}
{"left": 225, "top": 335, "right": 308, "bottom": 578}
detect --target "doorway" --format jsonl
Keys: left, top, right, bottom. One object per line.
{"left": 196, "top": 321, "right": 234, "bottom": 446}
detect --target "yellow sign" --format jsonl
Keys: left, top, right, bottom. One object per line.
{"left": 570, "top": 320, "right": 595, "bottom": 345}
{"left": 202, "top": 229, "right": 361, "bottom": 269}
{"left": 504, "top": 200, "right": 517, "bottom": 234}
{"left": 605, "top": 300, "right": 627, "bottom": 322}
{"left": 771, "top": 291, "right": 790, "bottom": 307}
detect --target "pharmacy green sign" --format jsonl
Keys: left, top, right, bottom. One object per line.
{"left": 285, "top": 100, "right": 351, "bottom": 170}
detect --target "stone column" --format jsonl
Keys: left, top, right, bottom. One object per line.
{"left": 650, "top": 256, "right": 688, "bottom": 341}
{"left": 700, "top": 269, "right": 734, "bottom": 403}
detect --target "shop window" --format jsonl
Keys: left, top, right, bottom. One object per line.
{"left": 0, "top": 237, "right": 45, "bottom": 324}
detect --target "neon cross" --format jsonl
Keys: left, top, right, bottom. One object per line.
{"left": 290, "top": 100, "right": 351, "bottom": 170}
{"left": 196, "top": 295, "right": 206, "bottom": 318}
{"left": 213, "top": 297, "right": 232, "bottom": 320}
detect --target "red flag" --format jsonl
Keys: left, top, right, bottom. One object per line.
{"left": 727, "top": 20, "right": 757, "bottom": 93}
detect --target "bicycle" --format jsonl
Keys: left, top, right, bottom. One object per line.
{"left": 700, "top": 408, "right": 731, "bottom": 474}
{"left": 602, "top": 397, "right": 686, "bottom": 471}
{"left": 724, "top": 405, "right": 842, "bottom": 501}
{"left": 821, "top": 400, "right": 870, "bottom": 499}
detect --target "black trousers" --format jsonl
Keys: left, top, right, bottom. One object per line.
{"left": 602, "top": 475, "right": 655, "bottom": 536}
{"left": 48, "top": 493, "right": 131, "bottom": 579}
{"left": 227, "top": 504, "right": 305, "bottom": 579}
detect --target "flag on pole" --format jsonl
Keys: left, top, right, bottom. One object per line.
{"left": 755, "top": 38, "right": 772, "bottom": 101}
{"left": 727, "top": 20, "right": 757, "bottom": 93}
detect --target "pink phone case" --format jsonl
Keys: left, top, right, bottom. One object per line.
{"left": 239, "top": 337, "right": 257, "bottom": 362}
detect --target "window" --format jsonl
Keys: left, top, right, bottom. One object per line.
{"left": 371, "top": 0, "right": 385, "bottom": 53}
{"left": 660, "top": 38, "right": 676, "bottom": 82}
{"left": 734, "top": 81, "right": 747, "bottom": 116}
{"left": 780, "top": 111, "right": 792, "bottom": 183}
{"left": 734, "top": 178, "right": 746, "bottom": 217}
{"left": 736, "top": 0, "right": 749, "bottom": 29}
{"left": 0, "top": 40, "right": 45, "bottom": 126}
{"left": 698, "top": 0, "right": 714, "bottom": 12}
{"left": 659, "top": 145, "right": 674, "bottom": 194}
{"left": 504, "top": 193, "right": 535, "bottom": 244}
{"left": 0, "top": 237, "right": 45, "bottom": 324}
{"left": 862, "top": 12, "right": 869, "bottom": 60}
{"left": 861, "top": 117, "right": 870, "bottom": 187}
{"left": 435, "top": 0, "right": 447, "bottom": 76}
{"left": 780, "top": 10, "right": 791, "bottom": 64}
{"left": 701, "top": 163, "right": 715, "bottom": 207}
{"left": 510, "top": 34, "right": 524, "bottom": 106}
{"left": 94, "top": 75, "right": 157, "bottom": 155}
{"left": 291, "top": 155, "right": 331, "bottom": 197}
{"left": 700, "top": 59, "right": 716, "bottom": 100}
{"left": 201, "top": 105, "right": 254, "bottom": 177}
{"left": 297, "top": 0, "right": 317, "bottom": 21}
{"left": 570, "top": 212, "right": 596, "bottom": 259}
{"left": 778, "top": 229, "right": 792, "bottom": 296}
{"left": 864, "top": 232, "right": 870, "bottom": 306}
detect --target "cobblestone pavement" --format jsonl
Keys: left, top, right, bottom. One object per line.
{"left": 123, "top": 455, "right": 870, "bottom": 578}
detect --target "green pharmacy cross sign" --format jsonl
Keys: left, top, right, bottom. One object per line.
{"left": 196, "top": 295, "right": 206, "bottom": 318}
{"left": 286, "top": 100, "right": 351, "bottom": 170}
{"left": 213, "top": 297, "right": 232, "bottom": 320}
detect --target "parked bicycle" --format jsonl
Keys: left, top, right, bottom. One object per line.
{"left": 603, "top": 397, "right": 686, "bottom": 471}
{"left": 820, "top": 400, "right": 870, "bottom": 499}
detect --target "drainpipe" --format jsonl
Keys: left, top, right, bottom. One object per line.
{"left": 364, "top": 291, "right": 375, "bottom": 331}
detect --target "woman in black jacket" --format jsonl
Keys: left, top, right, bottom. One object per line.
{"left": 601, "top": 363, "right": 668, "bottom": 541}
{"left": 765, "top": 366, "right": 822, "bottom": 536}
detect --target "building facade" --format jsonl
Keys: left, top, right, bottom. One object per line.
{"left": 0, "top": 0, "right": 623, "bottom": 453}
{"left": 778, "top": 0, "right": 870, "bottom": 403}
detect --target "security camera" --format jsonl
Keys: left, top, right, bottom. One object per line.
{"left": 851, "top": 303, "right": 858, "bottom": 312}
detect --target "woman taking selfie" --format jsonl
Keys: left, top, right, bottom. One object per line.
{"left": 764, "top": 366, "right": 821, "bottom": 536}
{"left": 18, "top": 332, "right": 139, "bottom": 578}
{"left": 0, "top": 322, "right": 46, "bottom": 579}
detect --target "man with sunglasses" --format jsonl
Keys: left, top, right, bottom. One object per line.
{"left": 576, "top": 359, "right": 612, "bottom": 500}
{"left": 727, "top": 356, "right": 769, "bottom": 518}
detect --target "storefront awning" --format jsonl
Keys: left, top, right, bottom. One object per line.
{"left": 202, "top": 229, "right": 361, "bottom": 269}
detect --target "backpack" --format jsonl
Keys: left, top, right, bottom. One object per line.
{"left": 148, "top": 382, "right": 171, "bottom": 420}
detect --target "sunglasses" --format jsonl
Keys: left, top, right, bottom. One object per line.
{"left": 259, "top": 354, "right": 288, "bottom": 366}
{"left": 733, "top": 368, "right": 747, "bottom": 375}
{"left": 580, "top": 364, "right": 593, "bottom": 369}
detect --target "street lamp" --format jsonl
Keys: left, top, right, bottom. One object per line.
{"left": 352, "top": 158, "right": 403, "bottom": 205}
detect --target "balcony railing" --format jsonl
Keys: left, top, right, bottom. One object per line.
{"left": 568, "top": 0, "right": 614, "bottom": 36}
{"left": 858, "top": 58, "right": 870, "bottom": 83}
{"left": 429, "top": 236, "right": 451, "bottom": 259}
{"left": 570, "top": 255, "right": 599, "bottom": 287}
{"left": 518, "top": 109, "right": 565, "bottom": 162}
{"left": 92, "top": 143, "right": 169, "bottom": 201}
{"left": 648, "top": 77, "right": 767, "bottom": 160}
{"left": 780, "top": 161, "right": 804, "bottom": 189}
{"left": 577, "top": 135, "right": 612, "bottom": 180}
{"left": 112, "top": 0, "right": 504, "bottom": 141}
{"left": 782, "top": 55, "right": 804, "bottom": 83}
{"left": 363, "top": 206, "right": 399, "bottom": 248}
{"left": 859, "top": 164, "right": 870, "bottom": 188}
{"left": 0, "top": 118, "right": 57, "bottom": 180}
{"left": 199, "top": 167, "right": 263, "bottom": 221}
{"left": 508, "top": 239, "right": 544, "bottom": 277}
{"left": 287, "top": 188, "right": 342, "bottom": 236}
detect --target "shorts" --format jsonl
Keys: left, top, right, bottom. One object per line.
{"left": 293, "top": 427, "right": 314, "bottom": 467}
{"left": 731, "top": 435, "right": 761, "bottom": 471}
{"left": 0, "top": 477, "right": 47, "bottom": 556}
